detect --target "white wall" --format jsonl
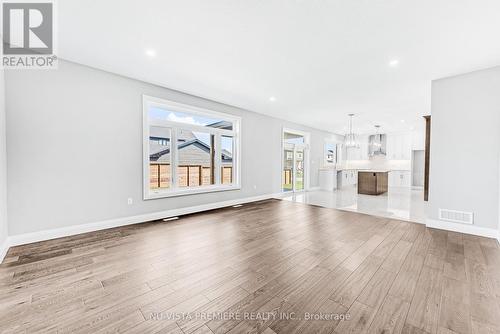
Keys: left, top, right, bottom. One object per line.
{"left": 0, "top": 68, "right": 8, "bottom": 249}
{"left": 428, "top": 66, "right": 500, "bottom": 230}
{"left": 5, "top": 60, "right": 337, "bottom": 236}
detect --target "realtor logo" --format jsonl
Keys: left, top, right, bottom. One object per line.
{"left": 2, "top": 1, "right": 57, "bottom": 68}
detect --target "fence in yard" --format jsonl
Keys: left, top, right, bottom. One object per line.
{"left": 150, "top": 164, "right": 170, "bottom": 189}
{"left": 150, "top": 164, "right": 232, "bottom": 189}
{"left": 282, "top": 169, "right": 292, "bottom": 186}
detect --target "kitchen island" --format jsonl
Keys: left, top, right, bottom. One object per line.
{"left": 357, "top": 170, "right": 389, "bottom": 195}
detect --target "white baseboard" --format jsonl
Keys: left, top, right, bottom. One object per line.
{"left": 0, "top": 237, "right": 9, "bottom": 264}
{"left": 3, "top": 192, "right": 284, "bottom": 258}
{"left": 426, "top": 218, "right": 499, "bottom": 240}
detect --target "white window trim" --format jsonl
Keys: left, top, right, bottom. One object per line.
{"left": 143, "top": 95, "right": 241, "bottom": 200}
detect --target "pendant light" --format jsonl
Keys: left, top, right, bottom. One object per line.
{"left": 373, "top": 125, "right": 382, "bottom": 148}
{"left": 344, "top": 114, "right": 359, "bottom": 148}
{"left": 370, "top": 125, "right": 386, "bottom": 156}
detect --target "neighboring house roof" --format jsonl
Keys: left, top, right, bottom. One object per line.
{"left": 149, "top": 143, "right": 170, "bottom": 157}
{"left": 149, "top": 127, "right": 232, "bottom": 165}
{"left": 150, "top": 137, "right": 232, "bottom": 165}
{"left": 207, "top": 120, "right": 233, "bottom": 130}
{"left": 221, "top": 149, "right": 232, "bottom": 161}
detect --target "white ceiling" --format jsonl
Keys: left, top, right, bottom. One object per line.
{"left": 59, "top": 0, "right": 500, "bottom": 135}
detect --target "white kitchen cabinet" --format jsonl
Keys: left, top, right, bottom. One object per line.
{"left": 386, "top": 135, "right": 395, "bottom": 159}
{"left": 402, "top": 171, "right": 411, "bottom": 187}
{"left": 389, "top": 172, "right": 395, "bottom": 187}
{"left": 402, "top": 135, "right": 411, "bottom": 160}
{"left": 389, "top": 170, "right": 411, "bottom": 187}
{"left": 351, "top": 170, "right": 358, "bottom": 184}
{"left": 344, "top": 136, "right": 369, "bottom": 161}
{"left": 388, "top": 172, "right": 395, "bottom": 187}
{"left": 387, "top": 133, "right": 412, "bottom": 160}
{"left": 360, "top": 140, "right": 369, "bottom": 160}
{"left": 346, "top": 147, "right": 362, "bottom": 160}
{"left": 337, "top": 171, "right": 344, "bottom": 187}
{"left": 345, "top": 147, "right": 355, "bottom": 160}
{"left": 411, "top": 131, "right": 425, "bottom": 151}
{"left": 340, "top": 170, "right": 349, "bottom": 187}
{"left": 338, "top": 169, "right": 358, "bottom": 187}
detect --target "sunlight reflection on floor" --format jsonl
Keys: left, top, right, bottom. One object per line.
{"left": 282, "top": 186, "right": 425, "bottom": 223}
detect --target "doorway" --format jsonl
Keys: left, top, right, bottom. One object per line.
{"left": 282, "top": 130, "right": 309, "bottom": 193}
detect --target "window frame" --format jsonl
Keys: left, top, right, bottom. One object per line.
{"left": 143, "top": 95, "right": 241, "bottom": 200}
{"left": 323, "top": 140, "right": 337, "bottom": 167}
{"left": 281, "top": 128, "right": 310, "bottom": 193}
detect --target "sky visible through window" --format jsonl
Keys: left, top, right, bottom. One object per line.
{"left": 150, "top": 107, "right": 233, "bottom": 151}
{"left": 284, "top": 132, "right": 305, "bottom": 145}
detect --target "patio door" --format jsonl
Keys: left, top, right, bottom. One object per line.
{"left": 281, "top": 131, "right": 307, "bottom": 192}
{"left": 294, "top": 146, "right": 305, "bottom": 191}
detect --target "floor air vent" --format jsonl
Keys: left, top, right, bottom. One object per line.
{"left": 163, "top": 216, "right": 179, "bottom": 222}
{"left": 439, "top": 209, "right": 474, "bottom": 224}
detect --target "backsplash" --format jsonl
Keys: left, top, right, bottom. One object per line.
{"left": 337, "top": 155, "right": 411, "bottom": 171}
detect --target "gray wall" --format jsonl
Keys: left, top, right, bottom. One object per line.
{"left": 0, "top": 69, "right": 7, "bottom": 245}
{"left": 5, "top": 60, "right": 339, "bottom": 235}
{"left": 428, "top": 66, "right": 500, "bottom": 230}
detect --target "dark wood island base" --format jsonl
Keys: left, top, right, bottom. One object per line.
{"left": 358, "top": 171, "right": 389, "bottom": 195}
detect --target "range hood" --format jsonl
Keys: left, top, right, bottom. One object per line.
{"left": 369, "top": 132, "right": 387, "bottom": 156}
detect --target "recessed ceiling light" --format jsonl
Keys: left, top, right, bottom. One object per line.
{"left": 145, "top": 49, "right": 156, "bottom": 57}
{"left": 389, "top": 59, "right": 399, "bottom": 67}
{"left": 269, "top": 96, "right": 276, "bottom": 102}
{"left": 400, "top": 119, "right": 405, "bottom": 123}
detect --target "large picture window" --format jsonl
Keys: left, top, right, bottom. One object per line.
{"left": 143, "top": 96, "right": 241, "bottom": 199}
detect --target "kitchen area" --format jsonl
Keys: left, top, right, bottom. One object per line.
{"left": 286, "top": 120, "right": 426, "bottom": 223}
{"left": 335, "top": 132, "right": 418, "bottom": 188}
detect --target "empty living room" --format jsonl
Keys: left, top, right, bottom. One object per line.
{"left": 1, "top": 1, "right": 500, "bottom": 333}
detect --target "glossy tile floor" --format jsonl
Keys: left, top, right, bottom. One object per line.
{"left": 283, "top": 186, "right": 426, "bottom": 224}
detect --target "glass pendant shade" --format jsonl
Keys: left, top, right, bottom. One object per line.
{"left": 344, "top": 133, "right": 359, "bottom": 148}
{"left": 372, "top": 125, "right": 382, "bottom": 147}
{"left": 344, "top": 114, "right": 359, "bottom": 148}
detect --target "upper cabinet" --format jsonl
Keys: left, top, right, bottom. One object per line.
{"left": 411, "top": 130, "right": 425, "bottom": 151}
{"left": 359, "top": 137, "right": 370, "bottom": 160}
{"left": 345, "top": 147, "right": 358, "bottom": 160}
{"left": 339, "top": 131, "right": 424, "bottom": 163}
{"left": 344, "top": 135, "right": 369, "bottom": 161}
{"left": 386, "top": 133, "right": 412, "bottom": 160}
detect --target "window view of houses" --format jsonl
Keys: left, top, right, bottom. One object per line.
{"left": 147, "top": 107, "right": 235, "bottom": 192}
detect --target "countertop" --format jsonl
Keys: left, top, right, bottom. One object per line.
{"left": 336, "top": 168, "right": 410, "bottom": 172}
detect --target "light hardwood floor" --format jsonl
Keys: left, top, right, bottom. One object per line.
{"left": 1, "top": 199, "right": 499, "bottom": 334}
